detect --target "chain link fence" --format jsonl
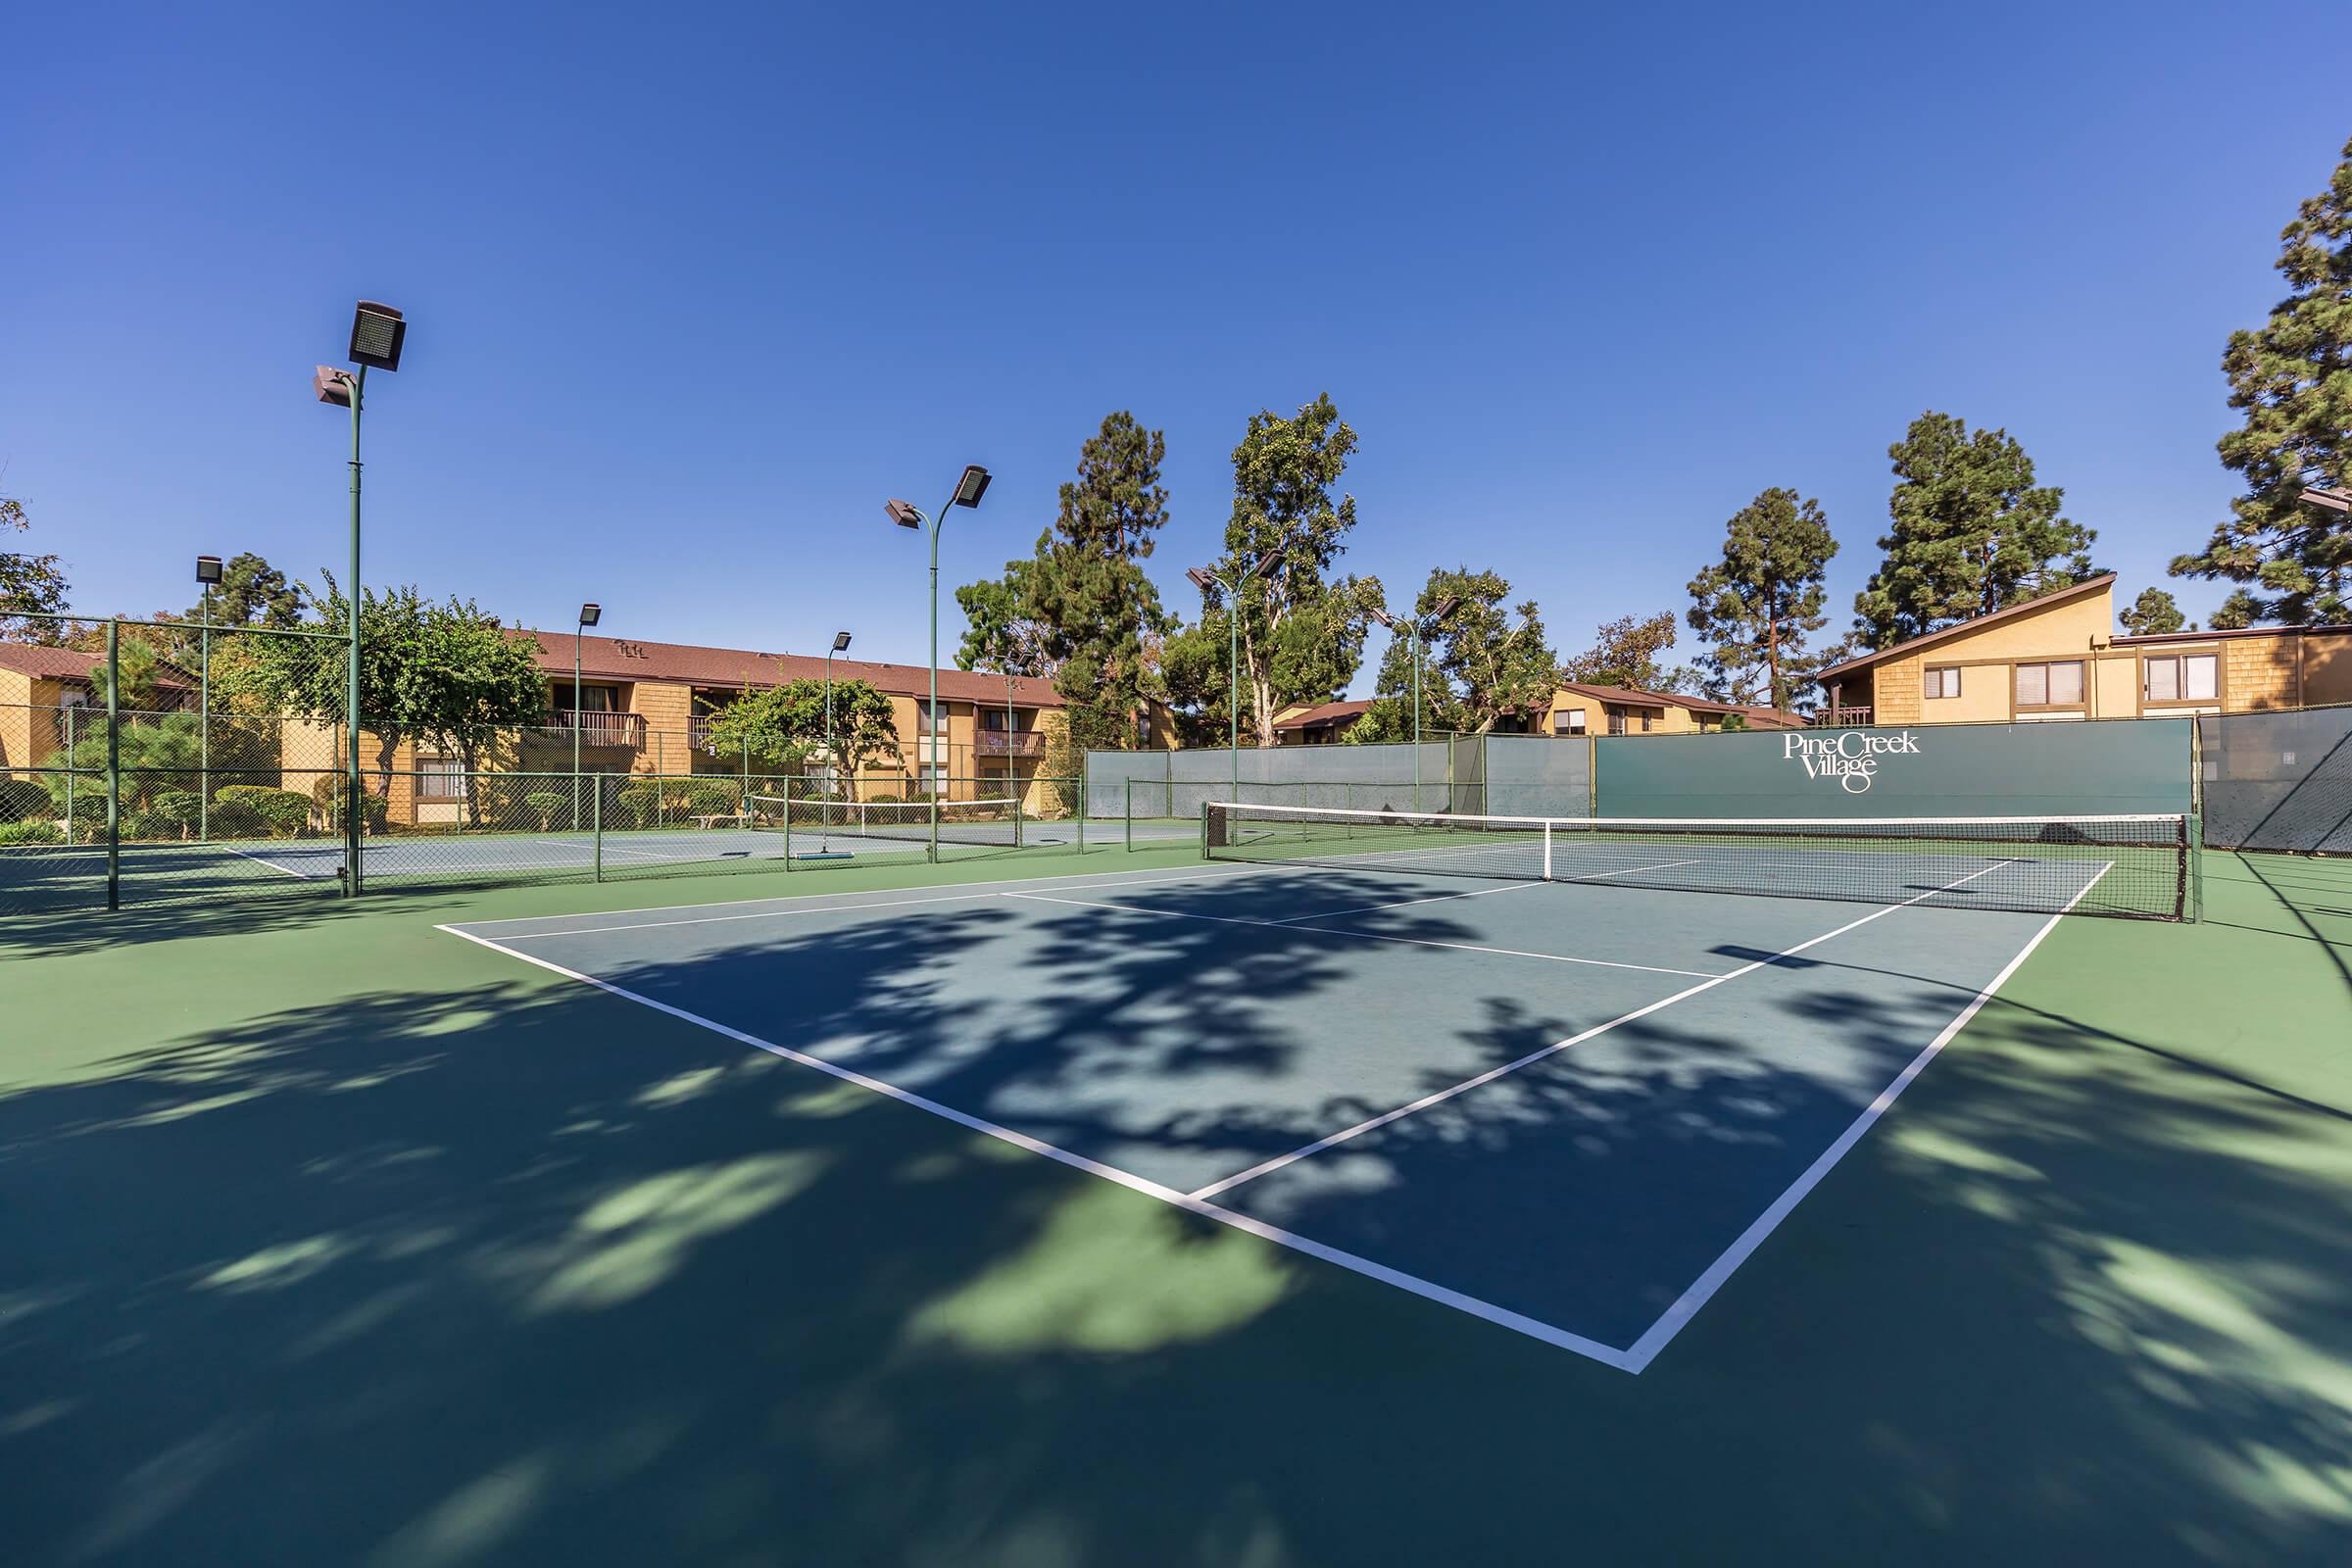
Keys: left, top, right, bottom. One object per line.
{"left": 2198, "top": 706, "right": 2352, "bottom": 853}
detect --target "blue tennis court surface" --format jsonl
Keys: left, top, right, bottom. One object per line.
{"left": 444, "top": 858, "right": 2076, "bottom": 1370}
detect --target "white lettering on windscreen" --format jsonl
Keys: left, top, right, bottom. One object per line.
{"left": 1783, "top": 730, "right": 1920, "bottom": 794}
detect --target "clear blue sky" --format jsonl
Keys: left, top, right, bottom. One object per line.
{"left": 6, "top": 2, "right": 2348, "bottom": 693}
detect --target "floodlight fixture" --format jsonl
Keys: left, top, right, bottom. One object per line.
{"left": 2299, "top": 484, "right": 2352, "bottom": 514}
{"left": 195, "top": 555, "right": 224, "bottom": 585}
{"left": 953, "top": 465, "right": 992, "bottom": 507}
{"left": 315, "top": 365, "right": 355, "bottom": 407}
{"left": 885, "top": 499, "right": 923, "bottom": 529}
{"left": 578, "top": 602, "right": 602, "bottom": 627}
{"left": 348, "top": 302, "right": 406, "bottom": 372}
{"left": 1186, "top": 566, "right": 1216, "bottom": 593}
{"left": 1432, "top": 594, "right": 1463, "bottom": 620}
{"left": 1366, "top": 607, "right": 1396, "bottom": 630}
{"left": 832, "top": 630, "right": 853, "bottom": 652}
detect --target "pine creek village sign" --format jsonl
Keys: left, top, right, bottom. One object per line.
{"left": 1784, "top": 730, "right": 1921, "bottom": 794}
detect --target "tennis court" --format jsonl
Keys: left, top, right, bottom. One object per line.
{"left": 444, "top": 814, "right": 2122, "bottom": 1367}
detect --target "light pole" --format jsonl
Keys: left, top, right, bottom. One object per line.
{"left": 887, "top": 465, "right": 992, "bottom": 860}
{"left": 315, "top": 301, "right": 406, "bottom": 894}
{"left": 825, "top": 629, "right": 852, "bottom": 812}
{"left": 1367, "top": 593, "right": 1458, "bottom": 809}
{"left": 1187, "top": 560, "right": 1263, "bottom": 800}
{"left": 195, "top": 555, "right": 222, "bottom": 841}
{"left": 574, "top": 602, "right": 601, "bottom": 827}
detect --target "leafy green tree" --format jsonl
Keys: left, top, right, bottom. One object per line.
{"left": 1854, "top": 412, "right": 2099, "bottom": 648}
{"left": 1562, "top": 611, "right": 1684, "bottom": 691}
{"left": 2120, "top": 586, "right": 2190, "bottom": 636}
{"left": 1, "top": 493, "right": 71, "bottom": 642}
{"left": 956, "top": 413, "right": 1172, "bottom": 753}
{"left": 1686, "top": 488, "right": 1838, "bottom": 709}
{"left": 1154, "top": 613, "right": 1235, "bottom": 747}
{"left": 695, "top": 677, "right": 898, "bottom": 777}
{"left": 1353, "top": 567, "right": 1555, "bottom": 739}
{"left": 2171, "top": 137, "right": 2352, "bottom": 625}
{"left": 227, "top": 574, "right": 547, "bottom": 823}
{"left": 1201, "top": 394, "right": 1384, "bottom": 744}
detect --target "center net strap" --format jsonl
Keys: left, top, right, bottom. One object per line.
{"left": 1202, "top": 801, "right": 2187, "bottom": 920}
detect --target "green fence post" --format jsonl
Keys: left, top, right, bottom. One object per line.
{"left": 105, "top": 619, "right": 120, "bottom": 911}
{"left": 783, "top": 776, "right": 794, "bottom": 872}
{"left": 593, "top": 771, "right": 604, "bottom": 882}
{"left": 2188, "top": 810, "right": 2204, "bottom": 924}
{"left": 1126, "top": 776, "right": 1136, "bottom": 852}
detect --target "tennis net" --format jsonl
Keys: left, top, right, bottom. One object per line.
{"left": 1202, "top": 802, "right": 2192, "bottom": 920}
{"left": 748, "top": 795, "right": 1023, "bottom": 849}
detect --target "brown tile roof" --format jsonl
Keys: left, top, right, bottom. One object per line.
{"left": 1553, "top": 681, "right": 1802, "bottom": 728}
{"left": 1273, "top": 699, "right": 1376, "bottom": 732}
{"left": 0, "top": 643, "right": 193, "bottom": 689}
{"left": 1812, "top": 574, "right": 2118, "bottom": 681}
{"left": 521, "top": 630, "right": 1065, "bottom": 708}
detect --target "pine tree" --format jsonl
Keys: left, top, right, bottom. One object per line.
{"left": 1685, "top": 488, "right": 1837, "bottom": 710}
{"left": 2119, "top": 587, "right": 2190, "bottom": 636}
{"left": 956, "top": 413, "right": 1170, "bottom": 753}
{"left": 2171, "top": 136, "right": 2352, "bottom": 626}
{"left": 1854, "top": 412, "right": 2098, "bottom": 648}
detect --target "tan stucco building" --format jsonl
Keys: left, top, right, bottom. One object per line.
{"left": 1812, "top": 575, "right": 2352, "bottom": 726}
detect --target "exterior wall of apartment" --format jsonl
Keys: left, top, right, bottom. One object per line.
{"left": 1544, "top": 690, "right": 1701, "bottom": 737}
{"left": 0, "top": 668, "right": 36, "bottom": 769}
{"left": 1862, "top": 589, "right": 2114, "bottom": 724}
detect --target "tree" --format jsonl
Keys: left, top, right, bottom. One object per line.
{"left": 2208, "top": 589, "right": 2263, "bottom": 631}
{"left": 1153, "top": 613, "right": 1234, "bottom": 747}
{"left": 1686, "top": 488, "right": 1838, "bottom": 710}
{"left": 1, "top": 492, "right": 71, "bottom": 642}
{"left": 227, "top": 574, "right": 547, "bottom": 823}
{"left": 956, "top": 412, "right": 1171, "bottom": 754}
{"left": 1854, "top": 412, "right": 2099, "bottom": 648}
{"left": 1201, "top": 394, "right": 1384, "bottom": 745}
{"left": 2171, "top": 137, "right": 2352, "bottom": 625}
{"left": 2120, "top": 587, "right": 2190, "bottom": 636}
{"left": 696, "top": 676, "right": 898, "bottom": 779}
{"left": 1562, "top": 611, "right": 1683, "bottom": 691}
{"left": 1352, "top": 566, "right": 1556, "bottom": 740}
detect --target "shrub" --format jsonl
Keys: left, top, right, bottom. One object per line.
{"left": 207, "top": 798, "right": 267, "bottom": 839}
{"left": 215, "top": 784, "right": 313, "bottom": 837}
{"left": 523, "top": 791, "right": 566, "bottom": 830}
{"left": 0, "top": 819, "right": 63, "bottom": 846}
{"left": 865, "top": 792, "right": 902, "bottom": 806}
{"left": 678, "top": 781, "right": 736, "bottom": 817}
{"left": 148, "top": 789, "right": 203, "bottom": 837}
{"left": 0, "top": 777, "right": 49, "bottom": 822}
{"left": 616, "top": 782, "right": 658, "bottom": 828}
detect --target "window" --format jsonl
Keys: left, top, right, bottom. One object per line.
{"left": 416, "top": 755, "right": 467, "bottom": 801}
{"left": 2144, "top": 654, "right": 2217, "bottom": 704}
{"left": 1606, "top": 708, "right": 1627, "bottom": 737}
{"left": 1924, "top": 665, "right": 1962, "bottom": 699}
{"left": 1641, "top": 710, "right": 1655, "bottom": 733}
{"left": 1556, "top": 709, "right": 1587, "bottom": 735}
{"left": 2014, "top": 661, "right": 2083, "bottom": 707}
{"left": 916, "top": 700, "right": 946, "bottom": 734}
{"left": 917, "top": 763, "right": 943, "bottom": 795}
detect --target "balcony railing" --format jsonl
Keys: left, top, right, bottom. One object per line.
{"left": 540, "top": 710, "right": 646, "bottom": 746}
{"left": 977, "top": 729, "right": 1046, "bottom": 758}
{"left": 1821, "top": 707, "right": 1874, "bottom": 728}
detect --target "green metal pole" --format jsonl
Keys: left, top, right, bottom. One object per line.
{"left": 927, "top": 502, "right": 946, "bottom": 863}
{"left": 592, "top": 769, "right": 604, "bottom": 882}
{"left": 200, "top": 584, "right": 211, "bottom": 842}
{"left": 345, "top": 365, "right": 367, "bottom": 897}
{"left": 824, "top": 646, "right": 836, "bottom": 825}
{"left": 64, "top": 703, "right": 76, "bottom": 844}
{"left": 573, "top": 622, "right": 583, "bottom": 830}
{"left": 1227, "top": 585, "right": 1239, "bottom": 801}
{"left": 1410, "top": 622, "right": 1422, "bottom": 810}
{"left": 105, "top": 619, "right": 120, "bottom": 911}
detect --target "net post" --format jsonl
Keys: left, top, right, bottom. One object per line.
{"left": 783, "top": 777, "right": 793, "bottom": 872}
{"left": 592, "top": 770, "right": 604, "bottom": 882}
{"left": 1542, "top": 818, "right": 1552, "bottom": 881}
{"left": 2187, "top": 810, "right": 2202, "bottom": 924}
{"left": 1013, "top": 788, "right": 1024, "bottom": 851}
{"left": 1199, "top": 799, "right": 1210, "bottom": 861}
{"left": 1126, "top": 777, "right": 1136, "bottom": 852}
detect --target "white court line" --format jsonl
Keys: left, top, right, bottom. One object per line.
{"left": 999, "top": 892, "right": 1723, "bottom": 979}
{"left": 1615, "top": 871, "right": 2099, "bottom": 1373}
{"left": 217, "top": 842, "right": 318, "bottom": 880}
{"left": 456, "top": 862, "right": 1291, "bottom": 942}
{"left": 1186, "top": 859, "right": 2020, "bottom": 1201}
{"left": 437, "top": 921, "right": 1637, "bottom": 1371}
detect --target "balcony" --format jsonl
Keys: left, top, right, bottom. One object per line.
{"left": 977, "top": 729, "right": 1046, "bottom": 758}
{"left": 541, "top": 710, "right": 646, "bottom": 747}
{"left": 1822, "top": 707, "right": 1873, "bottom": 728}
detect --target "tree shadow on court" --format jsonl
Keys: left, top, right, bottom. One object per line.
{"left": 3, "top": 871, "right": 2350, "bottom": 1564}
